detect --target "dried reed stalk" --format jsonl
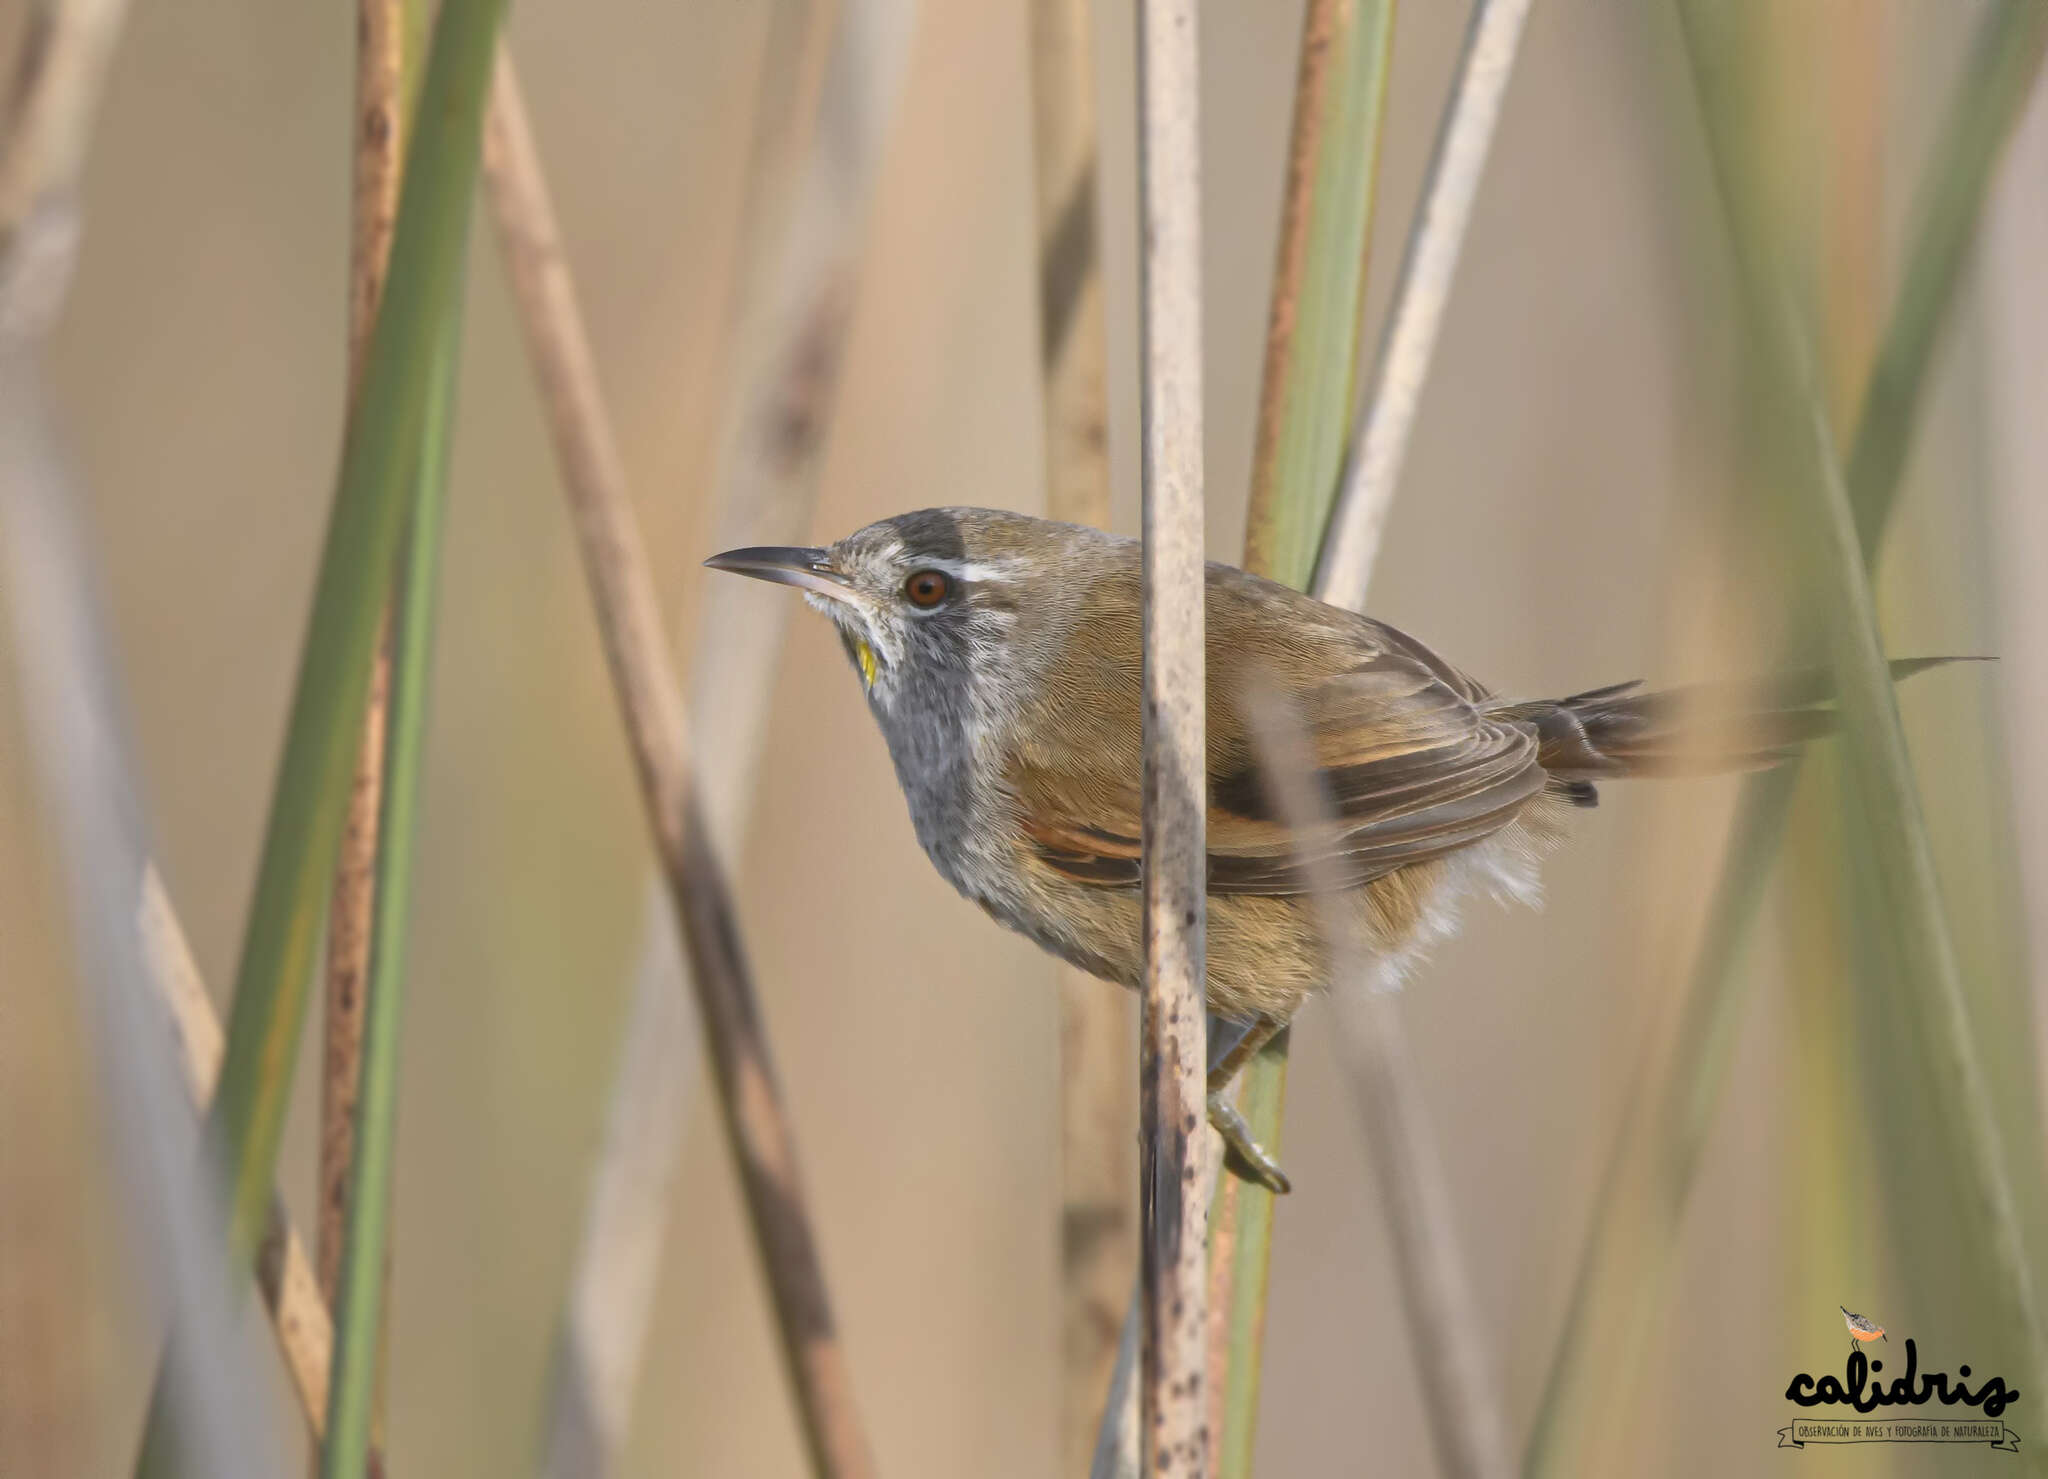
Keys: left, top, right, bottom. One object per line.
{"left": 482, "top": 55, "right": 876, "bottom": 1479}
{"left": 0, "top": 0, "right": 128, "bottom": 323}
{"left": 1204, "top": 4, "right": 1396, "bottom": 1471}
{"left": 135, "top": 0, "right": 507, "bottom": 1465}
{"left": 1134, "top": 0, "right": 1209, "bottom": 1471}
{"left": 1313, "top": 0, "right": 1533, "bottom": 611}
{"left": 1, "top": 359, "right": 276, "bottom": 1479}
{"left": 319, "top": 298, "right": 457, "bottom": 1479}
{"left": 536, "top": 5, "right": 911, "bottom": 1470}
{"left": 1, "top": 8, "right": 386, "bottom": 1464}
{"left": 2, "top": 6, "right": 276, "bottom": 1473}
{"left": 1240, "top": 692, "right": 1509, "bottom": 1479}
{"left": 1207, "top": 2, "right": 1528, "bottom": 1469}
{"left": 1284, "top": 0, "right": 1523, "bottom": 1436}
{"left": 316, "top": 1, "right": 415, "bottom": 1454}
{"left": 137, "top": 871, "right": 387, "bottom": 1478}
{"left": 1239, "top": 0, "right": 1394, "bottom": 583}
{"left": 686, "top": 0, "right": 914, "bottom": 827}
{"left": 1026, "top": 2, "right": 1138, "bottom": 1471}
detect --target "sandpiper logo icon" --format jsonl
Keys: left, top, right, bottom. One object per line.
{"left": 1777, "top": 1306, "right": 2021, "bottom": 1453}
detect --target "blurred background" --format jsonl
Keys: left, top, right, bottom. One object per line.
{"left": 4, "top": 0, "right": 2045, "bottom": 1474}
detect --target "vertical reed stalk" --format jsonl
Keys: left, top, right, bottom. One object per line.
{"left": 1027, "top": 2, "right": 1136, "bottom": 1471}
{"left": 5, "top": 7, "right": 378, "bottom": 1452}
{"left": 1135, "top": 1, "right": 1209, "bottom": 1472}
{"left": 317, "top": 0, "right": 406, "bottom": 1289}
{"left": 1240, "top": 0, "right": 1396, "bottom": 584}
{"left": 1680, "top": 0, "right": 2048, "bottom": 1444}
{"left": 1784, "top": 5, "right": 1884, "bottom": 1445}
{"left": 2, "top": 355, "right": 276, "bottom": 1479}
{"left": 137, "top": 872, "right": 383, "bottom": 1473}
{"left": 1090, "top": 1293, "right": 1143, "bottom": 1479}
{"left": 1210, "top": 3, "right": 1400, "bottom": 1466}
{"left": 1324, "top": 994, "right": 1509, "bottom": 1479}
{"left": 483, "top": 56, "right": 876, "bottom": 1479}
{"left": 131, "top": 0, "right": 508, "bottom": 1468}
{"left": 1313, "top": 0, "right": 1532, "bottom": 612}
{"left": 318, "top": 302, "right": 459, "bottom": 1479}
{"left": 2, "top": 8, "right": 268, "bottom": 1463}
{"left": 319, "top": 622, "right": 390, "bottom": 1360}
{"left": 0, "top": 0, "right": 129, "bottom": 304}
{"left": 0, "top": 31, "right": 120, "bottom": 1425}
{"left": 1239, "top": 693, "right": 1509, "bottom": 1479}
{"left": 1211, "top": 2, "right": 1526, "bottom": 1470}
{"left": 1209, "top": 9, "right": 1397, "bottom": 1470}
{"left": 1522, "top": 8, "right": 2048, "bottom": 1472}
{"left": 316, "top": 3, "right": 425, "bottom": 1455}
{"left": 1130, "top": 0, "right": 1204, "bottom": 1466}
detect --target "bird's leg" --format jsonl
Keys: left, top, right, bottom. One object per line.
{"left": 1207, "top": 1012, "right": 1283, "bottom": 1093}
{"left": 1206, "top": 1013, "right": 1291, "bottom": 1195}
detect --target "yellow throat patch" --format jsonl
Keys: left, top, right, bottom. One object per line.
{"left": 855, "top": 637, "right": 878, "bottom": 689}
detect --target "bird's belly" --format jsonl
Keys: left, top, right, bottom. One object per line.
{"left": 956, "top": 850, "right": 1348, "bottom": 1021}
{"left": 953, "top": 833, "right": 1540, "bottom": 1021}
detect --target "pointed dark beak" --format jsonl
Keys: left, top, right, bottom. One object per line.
{"left": 702, "top": 545, "right": 853, "bottom": 602}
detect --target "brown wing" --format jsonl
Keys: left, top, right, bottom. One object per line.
{"left": 1007, "top": 559, "right": 1544, "bottom": 896}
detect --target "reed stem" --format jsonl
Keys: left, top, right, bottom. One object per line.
{"left": 131, "top": 0, "right": 507, "bottom": 1466}
{"left": 1212, "top": 3, "right": 1527, "bottom": 1472}
{"left": 1522, "top": 8, "right": 2048, "bottom": 1471}
{"left": 315, "top": 3, "right": 424, "bottom": 1453}
{"left": 1135, "top": 0, "right": 1210, "bottom": 1470}
{"left": 534, "top": 5, "right": 914, "bottom": 1472}
{"left": 1026, "top": 2, "right": 1138, "bottom": 1471}
{"left": 318, "top": 301, "right": 459, "bottom": 1479}
{"left": 483, "top": 56, "right": 877, "bottom": 1479}
{"left": 1312, "top": 0, "right": 1533, "bottom": 611}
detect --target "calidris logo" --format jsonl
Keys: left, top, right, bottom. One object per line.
{"left": 1840, "top": 1305, "right": 1887, "bottom": 1352}
{"left": 1777, "top": 1307, "right": 2020, "bottom": 1453}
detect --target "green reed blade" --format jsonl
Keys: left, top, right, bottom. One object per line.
{"left": 133, "top": 0, "right": 505, "bottom": 1471}
{"left": 1522, "top": 6, "right": 2048, "bottom": 1475}
{"left": 1212, "top": 5, "right": 1395, "bottom": 1476}
{"left": 318, "top": 301, "right": 458, "bottom": 1479}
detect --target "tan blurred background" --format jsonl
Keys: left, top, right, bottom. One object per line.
{"left": 4, "top": 1, "right": 2043, "bottom": 1474}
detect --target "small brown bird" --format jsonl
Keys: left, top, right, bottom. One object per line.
{"left": 708, "top": 508, "right": 1954, "bottom": 1189}
{"left": 1841, "top": 1306, "right": 1888, "bottom": 1353}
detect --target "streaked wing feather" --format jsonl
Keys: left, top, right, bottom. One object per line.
{"left": 1016, "top": 626, "right": 1543, "bottom": 896}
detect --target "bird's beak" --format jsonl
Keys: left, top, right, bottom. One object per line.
{"left": 702, "top": 546, "right": 854, "bottom": 604}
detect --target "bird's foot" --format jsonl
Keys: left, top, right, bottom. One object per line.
{"left": 1208, "top": 1089, "right": 1291, "bottom": 1195}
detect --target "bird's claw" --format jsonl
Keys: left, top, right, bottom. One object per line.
{"left": 1208, "top": 1089, "right": 1291, "bottom": 1195}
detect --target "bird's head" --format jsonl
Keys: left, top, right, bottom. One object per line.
{"left": 704, "top": 507, "right": 1081, "bottom": 719}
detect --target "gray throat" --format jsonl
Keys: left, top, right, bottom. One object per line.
{"left": 868, "top": 639, "right": 1004, "bottom": 909}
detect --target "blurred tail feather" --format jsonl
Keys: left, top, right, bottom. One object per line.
{"left": 1492, "top": 657, "right": 1983, "bottom": 805}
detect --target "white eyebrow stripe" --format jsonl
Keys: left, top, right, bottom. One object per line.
{"left": 917, "top": 558, "right": 1019, "bottom": 584}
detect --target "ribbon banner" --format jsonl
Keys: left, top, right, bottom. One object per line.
{"left": 1778, "top": 1419, "right": 2019, "bottom": 1452}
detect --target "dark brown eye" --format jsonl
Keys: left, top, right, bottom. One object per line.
{"left": 903, "top": 569, "right": 951, "bottom": 608}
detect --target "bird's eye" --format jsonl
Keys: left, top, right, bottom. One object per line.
{"left": 903, "top": 569, "right": 951, "bottom": 608}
